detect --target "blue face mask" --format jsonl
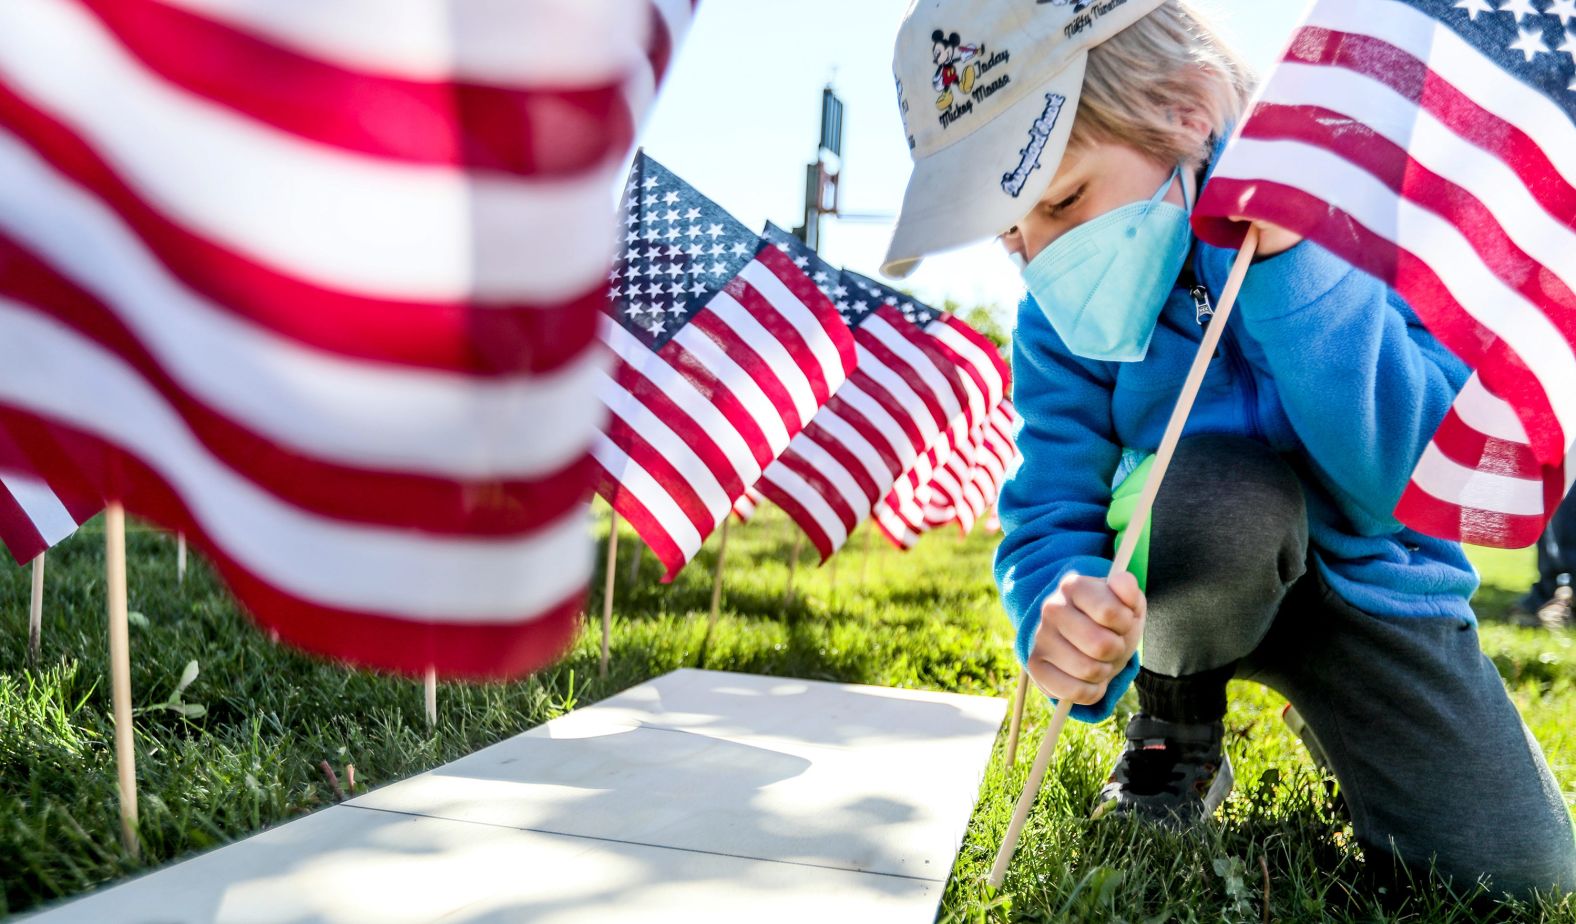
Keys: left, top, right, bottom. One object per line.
{"left": 1020, "top": 168, "right": 1193, "bottom": 363}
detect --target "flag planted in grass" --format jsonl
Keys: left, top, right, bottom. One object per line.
{"left": 867, "top": 302, "right": 1011, "bottom": 550}
{"left": 594, "top": 155, "right": 857, "bottom": 580}
{"left": 1193, "top": 0, "right": 1576, "bottom": 548}
{"left": 879, "top": 399, "right": 1019, "bottom": 547}
{"left": 0, "top": 0, "right": 687, "bottom": 678}
{"left": 732, "top": 486, "right": 766, "bottom": 523}
{"left": 745, "top": 229, "right": 977, "bottom": 562}
{"left": 0, "top": 419, "right": 99, "bottom": 565}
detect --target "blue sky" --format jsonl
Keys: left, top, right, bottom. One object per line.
{"left": 638, "top": 1, "right": 1311, "bottom": 315}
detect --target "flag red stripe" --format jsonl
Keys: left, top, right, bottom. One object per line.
{"left": 688, "top": 308, "right": 804, "bottom": 440}
{"left": 600, "top": 411, "right": 718, "bottom": 540}
{"left": 751, "top": 246, "right": 857, "bottom": 395}
{"left": 881, "top": 312, "right": 973, "bottom": 414}
{"left": 934, "top": 317, "right": 1010, "bottom": 407}
{"left": 0, "top": 235, "right": 591, "bottom": 534}
{"left": 1196, "top": 175, "right": 1563, "bottom": 462}
{"left": 1428, "top": 407, "right": 1543, "bottom": 480}
{"left": 1286, "top": 27, "right": 1576, "bottom": 235}
{"left": 74, "top": 0, "right": 635, "bottom": 177}
{"left": 803, "top": 421, "right": 884, "bottom": 506}
{"left": 0, "top": 82, "right": 597, "bottom": 376}
{"left": 726, "top": 274, "right": 835, "bottom": 407}
{"left": 848, "top": 365, "right": 930, "bottom": 454}
{"left": 612, "top": 361, "right": 746, "bottom": 500}
{"left": 0, "top": 485, "right": 48, "bottom": 565}
{"left": 652, "top": 336, "right": 777, "bottom": 471}
{"left": 5, "top": 407, "right": 582, "bottom": 676}
{"left": 775, "top": 450, "right": 859, "bottom": 549}
{"left": 1394, "top": 481, "right": 1548, "bottom": 550}
{"left": 829, "top": 393, "right": 908, "bottom": 479}
{"left": 594, "top": 459, "right": 690, "bottom": 581}
{"left": 858, "top": 326, "right": 953, "bottom": 432}
{"left": 1238, "top": 102, "right": 1576, "bottom": 363}
{"left": 757, "top": 478, "right": 835, "bottom": 562}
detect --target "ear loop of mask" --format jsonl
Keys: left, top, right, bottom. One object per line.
{"left": 1124, "top": 166, "right": 1184, "bottom": 237}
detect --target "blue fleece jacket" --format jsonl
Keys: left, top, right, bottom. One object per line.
{"left": 995, "top": 178, "right": 1479, "bottom": 725}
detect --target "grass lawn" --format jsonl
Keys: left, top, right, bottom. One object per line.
{"left": 2, "top": 505, "right": 1574, "bottom": 922}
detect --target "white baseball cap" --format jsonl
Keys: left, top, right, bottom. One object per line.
{"left": 881, "top": 0, "right": 1168, "bottom": 278}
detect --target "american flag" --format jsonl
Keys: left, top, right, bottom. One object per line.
{"left": 0, "top": 420, "right": 99, "bottom": 564}
{"left": 1193, "top": 0, "right": 1576, "bottom": 548}
{"left": 872, "top": 317, "right": 1011, "bottom": 550}
{"left": 594, "top": 155, "right": 857, "bottom": 580}
{"left": 0, "top": 0, "right": 688, "bottom": 677}
{"left": 731, "top": 485, "right": 766, "bottom": 523}
{"left": 744, "top": 229, "right": 974, "bottom": 562}
{"left": 879, "top": 400, "right": 1020, "bottom": 545}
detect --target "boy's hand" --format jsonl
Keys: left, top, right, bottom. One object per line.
{"left": 1027, "top": 571, "right": 1145, "bottom": 706}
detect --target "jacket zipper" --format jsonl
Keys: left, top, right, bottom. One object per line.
{"left": 1192, "top": 283, "right": 1261, "bottom": 439}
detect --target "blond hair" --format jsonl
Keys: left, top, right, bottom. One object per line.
{"left": 1072, "top": 1, "right": 1253, "bottom": 167}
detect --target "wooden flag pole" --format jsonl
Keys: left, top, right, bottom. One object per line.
{"left": 707, "top": 517, "right": 730, "bottom": 631}
{"left": 988, "top": 227, "right": 1260, "bottom": 888}
{"left": 28, "top": 552, "right": 45, "bottom": 664}
{"left": 1004, "top": 670, "right": 1029, "bottom": 768}
{"left": 105, "top": 502, "right": 139, "bottom": 859}
{"left": 423, "top": 667, "right": 437, "bottom": 727}
{"left": 601, "top": 511, "right": 620, "bottom": 678}
{"left": 784, "top": 532, "right": 804, "bottom": 606}
{"left": 176, "top": 532, "right": 187, "bottom": 586}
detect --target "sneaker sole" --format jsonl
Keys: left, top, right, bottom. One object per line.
{"left": 1201, "top": 750, "right": 1234, "bottom": 816}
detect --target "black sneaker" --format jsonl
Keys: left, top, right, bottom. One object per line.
{"left": 1538, "top": 586, "right": 1573, "bottom": 631}
{"left": 1092, "top": 714, "right": 1233, "bottom": 827}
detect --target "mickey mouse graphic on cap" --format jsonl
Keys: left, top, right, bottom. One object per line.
{"left": 930, "top": 30, "right": 980, "bottom": 111}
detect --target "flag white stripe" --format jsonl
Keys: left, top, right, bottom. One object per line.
{"left": 1214, "top": 137, "right": 1576, "bottom": 441}
{"left": 670, "top": 322, "right": 793, "bottom": 452}
{"left": 774, "top": 442, "right": 853, "bottom": 549}
{"left": 1, "top": 0, "right": 619, "bottom": 302}
{"left": 1263, "top": 62, "right": 1576, "bottom": 295}
{"left": 153, "top": 0, "right": 649, "bottom": 86}
{"left": 0, "top": 302, "right": 591, "bottom": 622}
{"left": 1408, "top": 441, "right": 1545, "bottom": 516}
{"left": 1451, "top": 375, "right": 1531, "bottom": 443}
{"left": 836, "top": 382, "right": 918, "bottom": 463}
{"left": 864, "top": 316, "right": 965, "bottom": 424}
{"left": 735, "top": 259, "right": 849, "bottom": 395}
{"left": 1304, "top": 0, "right": 1576, "bottom": 194}
{"left": 594, "top": 370, "right": 731, "bottom": 523}
{"left": 708, "top": 288, "right": 819, "bottom": 426}
{"left": 853, "top": 346, "right": 944, "bottom": 450}
{"left": 0, "top": 137, "right": 603, "bottom": 477}
{"left": 601, "top": 321, "right": 764, "bottom": 488}
{"left": 927, "top": 321, "right": 1003, "bottom": 412}
{"left": 785, "top": 435, "right": 868, "bottom": 529}
{"left": 0, "top": 472, "right": 77, "bottom": 547}
{"left": 813, "top": 411, "right": 898, "bottom": 491}
{"left": 591, "top": 435, "right": 705, "bottom": 563}
{"left": 877, "top": 505, "right": 919, "bottom": 548}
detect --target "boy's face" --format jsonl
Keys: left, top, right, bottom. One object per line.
{"left": 1000, "top": 140, "right": 1188, "bottom": 265}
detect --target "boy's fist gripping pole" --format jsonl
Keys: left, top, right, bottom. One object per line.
{"left": 1029, "top": 572, "right": 1146, "bottom": 707}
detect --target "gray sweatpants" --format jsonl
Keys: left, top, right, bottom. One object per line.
{"left": 1140, "top": 434, "right": 1576, "bottom": 898}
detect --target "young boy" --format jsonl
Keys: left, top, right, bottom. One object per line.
{"left": 882, "top": 0, "right": 1575, "bottom": 899}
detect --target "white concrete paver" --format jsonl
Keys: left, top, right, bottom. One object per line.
{"left": 27, "top": 669, "right": 1004, "bottom": 923}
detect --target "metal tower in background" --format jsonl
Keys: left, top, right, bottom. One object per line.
{"left": 794, "top": 85, "right": 843, "bottom": 250}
